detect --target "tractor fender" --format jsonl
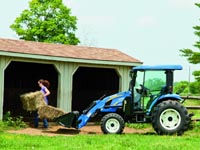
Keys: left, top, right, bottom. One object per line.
{"left": 146, "top": 93, "right": 183, "bottom": 115}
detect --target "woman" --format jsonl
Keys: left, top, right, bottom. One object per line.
{"left": 34, "top": 79, "right": 51, "bottom": 128}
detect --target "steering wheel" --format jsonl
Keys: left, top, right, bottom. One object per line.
{"left": 139, "top": 84, "right": 150, "bottom": 96}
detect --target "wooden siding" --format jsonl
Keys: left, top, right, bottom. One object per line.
{"left": 0, "top": 55, "right": 140, "bottom": 119}
{"left": 0, "top": 56, "right": 11, "bottom": 119}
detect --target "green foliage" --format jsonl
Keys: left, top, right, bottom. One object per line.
{"left": 10, "top": 0, "right": 80, "bottom": 45}
{"left": 0, "top": 111, "right": 27, "bottom": 130}
{"left": 174, "top": 81, "right": 189, "bottom": 94}
{"left": 193, "top": 70, "right": 200, "bottom": 82}
{"left": 179, "top": 3, "right": 200, "bottom": 81}
{"left": 180, "top": 48, "right": 200, "bottom": 64}
{"left": 189, "top": 81, "right": 200, "bottom": 94}
{"left": 145, "top": 78, "right": 165, "bottom": 92}
{"left": 174, "top": 81, "right": 200, "bottom": 95}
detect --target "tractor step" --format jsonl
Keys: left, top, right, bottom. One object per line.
{"left": 136, "top": 114, "right": 146, "bottom": 122}
{"left": 134, "top": 111, "right": 146, "bottom": 114}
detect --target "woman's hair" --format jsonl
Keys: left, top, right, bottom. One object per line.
{"left": 38, "top": 79, "right": 50, "bottom": 88}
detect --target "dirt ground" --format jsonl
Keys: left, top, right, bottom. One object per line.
{"left": 7, "top": 122, "right": 154, "bottom": 136}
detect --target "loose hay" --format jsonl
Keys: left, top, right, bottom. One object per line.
{"left": 38, "top": 105, "right": 66, "bottom": 120}
{"left": 20, "top": 91, "right": 47, "bottom": 111}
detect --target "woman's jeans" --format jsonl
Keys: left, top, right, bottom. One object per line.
{"left": 34, "top": 111, "right": 48, "bottom": 128}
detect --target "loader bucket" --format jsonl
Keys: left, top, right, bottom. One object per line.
{"left": 54, "top": 111, "right": 79, "bottom": 128}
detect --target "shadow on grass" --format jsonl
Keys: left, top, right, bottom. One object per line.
{"left": 42, "top": 128, "right": 81, "bottom": 135}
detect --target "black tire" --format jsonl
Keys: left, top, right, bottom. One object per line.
{"left": 100, "top": 113, "right": 125, "bottom": 134}
{"left": 152, "top": 100, "right": 190, "bottom": 135}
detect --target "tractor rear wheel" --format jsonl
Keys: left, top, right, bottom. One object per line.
{"left": 152, "top": 100, "right": 190, "bottom": 135}
{"left": 100, "top": 113, "right": 125, "bottom": 134}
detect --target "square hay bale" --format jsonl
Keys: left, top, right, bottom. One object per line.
{"left": 38, "top": 105, "right": 66, "bottom": 120}
{"left": 20, "top": 91, "right": 47, "bottom": 111}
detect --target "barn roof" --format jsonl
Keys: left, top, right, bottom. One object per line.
{"left": 0, "top": 38, "right": 142, "bottom": 66}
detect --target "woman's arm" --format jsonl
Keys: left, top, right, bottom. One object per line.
{"left": 44, "top": 87, "right": 50, "bottom": 97}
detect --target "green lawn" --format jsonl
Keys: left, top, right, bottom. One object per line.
{"left": 183, "top": 99, "right": 200, "bottom": 119}
{"left": 0, "top": 99, "right": 200, "bottom": 150}
{"left": 0, "top": 121, "right": 200, "bottom": 150}
{"left": 0, "top": 129, "right": 200, "bottom": 150}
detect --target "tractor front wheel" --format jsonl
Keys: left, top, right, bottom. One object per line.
{"left": 100, "top": 113, "right": 125, "bottom": 134}
{"left": 152, "top": 100, "right": 190, "bottom": 135}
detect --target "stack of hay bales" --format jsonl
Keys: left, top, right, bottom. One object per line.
{"left": 20, "top": 91, "right": 47, "bottom": 111}
{"left": 38, "top": 105, "right": 66, "bottom": 120}
{"left": 20, "top": 91, "right": 67, "bottom": 120}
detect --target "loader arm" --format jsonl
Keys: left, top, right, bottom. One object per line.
{"left": 77, "top": 91, "right": 131, "bottom": 129}
{"left": 55, "top": 91, "right": 131, "bottom": 129}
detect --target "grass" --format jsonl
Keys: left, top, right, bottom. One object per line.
{"left": 183, "top": 99, "right": 200, "bottom": 119}
{"left": 126, "top": 122, "right": 151, "bottom": 129}
{"left": 0, "top": 121, "right": 200, "bottom": 150}
{"left": 0, "top": 99, "right": 200, "bottom": 150}
{"left": 0, "top": 125, "right": 200, "bottom": 150}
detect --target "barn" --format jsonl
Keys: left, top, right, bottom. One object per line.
{"left": 0, "top": 38, "right": 142, "bottom": 120}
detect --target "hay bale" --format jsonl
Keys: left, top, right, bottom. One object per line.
{"left": 20, "top": 91, "right": 47, "bottom": 111}
{"left": 38, "top": 105, "right": 66, "bottom": 120}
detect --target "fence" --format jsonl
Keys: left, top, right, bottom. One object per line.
{"left": 181, "top": 96, "right": 200, "bottom": 121}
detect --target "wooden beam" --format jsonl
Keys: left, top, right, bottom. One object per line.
{"left": 192, "top": 118, "right": 200, "bottom": 121}
{"left": 186, "top": 106, "right": 200, "bottom": 109}
{"left": 181, "top": 96, "right": 200, "bottom": 100}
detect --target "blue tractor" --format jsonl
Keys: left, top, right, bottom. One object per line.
{"left": 55, "top": 65, "right": 192, "bottom": 135}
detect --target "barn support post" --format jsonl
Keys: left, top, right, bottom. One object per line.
{"left": 117, "top": 66, "right": 132, "bottom": 92}
{"left": 55, "top": 62, "right": 78, "bottom": 112}
{"left": 0, "top": 57, "right": 11, "bottom": 120}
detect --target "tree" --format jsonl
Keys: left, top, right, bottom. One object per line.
{"left": 145, "top": 78, "right": 165, "bottom": 91}
{"left": 180, "top": 3, "right": 200, "bottom": 81}
{"left": 173, "top": 81, "right": 189, "bottom": 95}
{"left": 189, "top": 81, "right": 200, "bottom": 94}
{"left": 10, "top": 0, "right": 80, "bottom": 45}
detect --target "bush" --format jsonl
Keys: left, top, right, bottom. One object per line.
{"left": 0, "top": 111, "right": 27, "bottom": 130}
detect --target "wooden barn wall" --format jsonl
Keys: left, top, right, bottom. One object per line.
{"left": 54, "top": 62, "right": 78, "bottom": 112}
{"left": 0, "top": 56, "right": 11, "bottom": 120}
{"left": 0, "top": 55, "right": 134, "bottom": 119}
{"left": 117, "top": 66, "right": 132, "bottom": 91}
{"left": 54, "top": 63, "right": 131, "bottom": 112}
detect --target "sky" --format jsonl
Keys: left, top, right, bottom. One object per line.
{"left": 0, "top": 0, "right": 200, "bottom": 81}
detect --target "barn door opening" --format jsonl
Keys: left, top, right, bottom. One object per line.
{"left": 72, "top": 67, "right": 119, "bottom": 112}
{"left": 4, "top": 61, "right": 58, "bottom": 120}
